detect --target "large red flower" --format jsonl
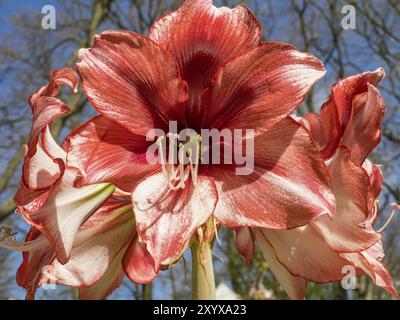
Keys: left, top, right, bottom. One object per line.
{"left": 65, "top": 0, "right": 334, "bottom": 275}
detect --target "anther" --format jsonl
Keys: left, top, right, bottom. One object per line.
{"left": 0, "top": 226, "right": 17, "bottom": 242}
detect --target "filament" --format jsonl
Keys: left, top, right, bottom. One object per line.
{"left": 377, "top": 203, "right": 399, "bottom": 233}
{"left": 157, "top": 133, "right": 201, "bottom": 190}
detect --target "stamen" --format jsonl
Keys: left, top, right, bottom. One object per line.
{"left": 177, "top": 143, "right": 187, "bottom": 189}
{"left": 157, "top": 136, "right": 180, "bottom": 190}
{"left": 167, "top": 133, "right": 179, "bottom": 181}
{"left": 212, "top": 250, "right": 225, "bottom": 263}
{"left": 187, "top": 135, "right": 201, "bottom": 186}
{"left": 0, "top": 226, "right": 17, "bottom": 242}
{"left": 187, "top": 148, "right": 196, "bottom": 185}
{"left": 371, "top": 200, "right": 379, "bottom": 223}
{"left": 157, "top": 136, "right": 168, "bottom": 179}
{"left": 214, "top": 219, "right": 221, "bottom": 247}
{"left": 0, "top": 226, "right": 49, "bottom": 252}
{"left": 377, "top": 203, "right": 399, "bottom": 233}
{"left": 158, "top": 132, "right": 202, "bottom": 190}
{"left": 361, "top": 200, "right": 379, "bottom": 228}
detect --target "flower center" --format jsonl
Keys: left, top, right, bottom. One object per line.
{"left": 156, "top": 132, "right": 201, "bottom": 190}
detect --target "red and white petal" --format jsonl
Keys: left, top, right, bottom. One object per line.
{"left": 32, "top": 67, "right": 79, "bottom": 103}
{"left": 340, "top": 241, "right": 398, "bottom": 297}
{"left": 76, "top": 30, "right": 188, "bottom": 136}
{"left": 50, "top": 203, "right": 134, "bottom": 287}
{"left": 27, "top": 67, "right": 78, "bottom": 159}
{"left": 149, "top": 0, "right": 261, "bottom": 120}
{"left": 79, "top": 249, "right": 125, "bottom": 300}
{"left": 123, "top": 236, "right": 160, "bottom": 284}
{"left": 300, "top": 69, "right": 385, "bottom": 160}
{"left": 15, "top": 228, "right": 54, "bottom": 300}
{"left": 235, "top": 227, "right": 254, "bottom": 265}
{"left": 363, "top": 160, "right": 383, "bottom": 200}
{"left": 259, "top": 227, "right": 349, "bottom": 283}
{"left": 205, "top": 42, "right": 325, "bottom": 131}
{"left": 132, "top": 173, "right": 218, "bottom": 266}
{"left": 22, "top": 69, "right": 77, "bottom": 191}
{"left": 253, "top": 229, "right": 306, "bottom": 300}
{"left": 312, "top": 147, "right": 381, "bottom": 252}
{"left": 22, "top": 142, "right": 65, "bottom": 191}
{"left": 328, "top": 68, "right": 384, "bottom": 135}
{"left": 21, "top": 168, "right": 116, "bottom": 264}
{"left": 0, "top": 228, "right": 50, "bottom": 253}
{"left": 14, "top": 182, "right": 50, "bottom": 215}
{"left": 8, "top": 199, "right": 132, "bottom": 299}
{"left": 341, "top": 85, "right": 385, "bottom": 165}
{"left": 210, "top": 117, "right": 335, "bottom": 230}
{"left": 301, "top": 100, "right": 341, "bottom": 159}
{"left": 15, "top": 126, "right": 65, "bottom": 208}
{"left": 66, "top": 115, "right": 159, "bottom": 191}
{"left": 27, "top": 96, "right": 69, "bottom": 158}
{"left": 42, "top": 126, "right": 67, "bottom": 161}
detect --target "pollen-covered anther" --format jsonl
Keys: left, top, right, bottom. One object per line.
{"left": 0, "top": 226, "right": 17, "bottom": 242}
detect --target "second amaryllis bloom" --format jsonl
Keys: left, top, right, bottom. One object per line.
{"left": 240, "top": 68, "right": 398, "bottom": 299}
{"left": 0, "top": 68, "right": 158, "bottom": 299}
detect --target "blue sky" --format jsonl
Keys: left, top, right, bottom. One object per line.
{"left": 1, "top": 0, "right": 59, "bottom": 19}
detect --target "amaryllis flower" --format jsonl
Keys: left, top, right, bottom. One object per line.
{"left": 12, "top": 68, "right": 116, "bottom": 263}
{"left": 6, "top": 193, "right": 159, "bottom": 300}
{"left": 239, "top": 68, "right": 398, "bottom": 299}
{"left": 7, "top": 0, "right": 393, "bottom": 301}
{"left": 0, "top": 68, "right": 157, "bottom": 299}
{"left": 7, "top": 197, "right": 133, "bottom": 300}
{"left": 63, "top": 0, "right": 336, "bottom": 278}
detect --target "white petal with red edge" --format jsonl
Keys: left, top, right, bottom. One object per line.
{"left": 132, "top": 173, "right": 218, "bottom": 266}
{"left": 253, "top": 229, "right": 306, "bottom": 300}
{"left": 50, "top": 204, "right": 134, "bottom": 287}
{"left": 22, "top": 168, "right": 116, "bottom": 264}
{"left": 313, "top": 147, "right": 381, "bottom": 252}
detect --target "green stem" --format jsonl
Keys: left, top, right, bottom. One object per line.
{"left": 191, "top": 240, "right": 216, "bottom": 300}
{"left": 143, "top": 283, "right": 153, "bottom": 300}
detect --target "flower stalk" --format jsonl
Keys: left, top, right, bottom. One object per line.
{"left": 190, "top": 238, "right": 216, "bottom": 300}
